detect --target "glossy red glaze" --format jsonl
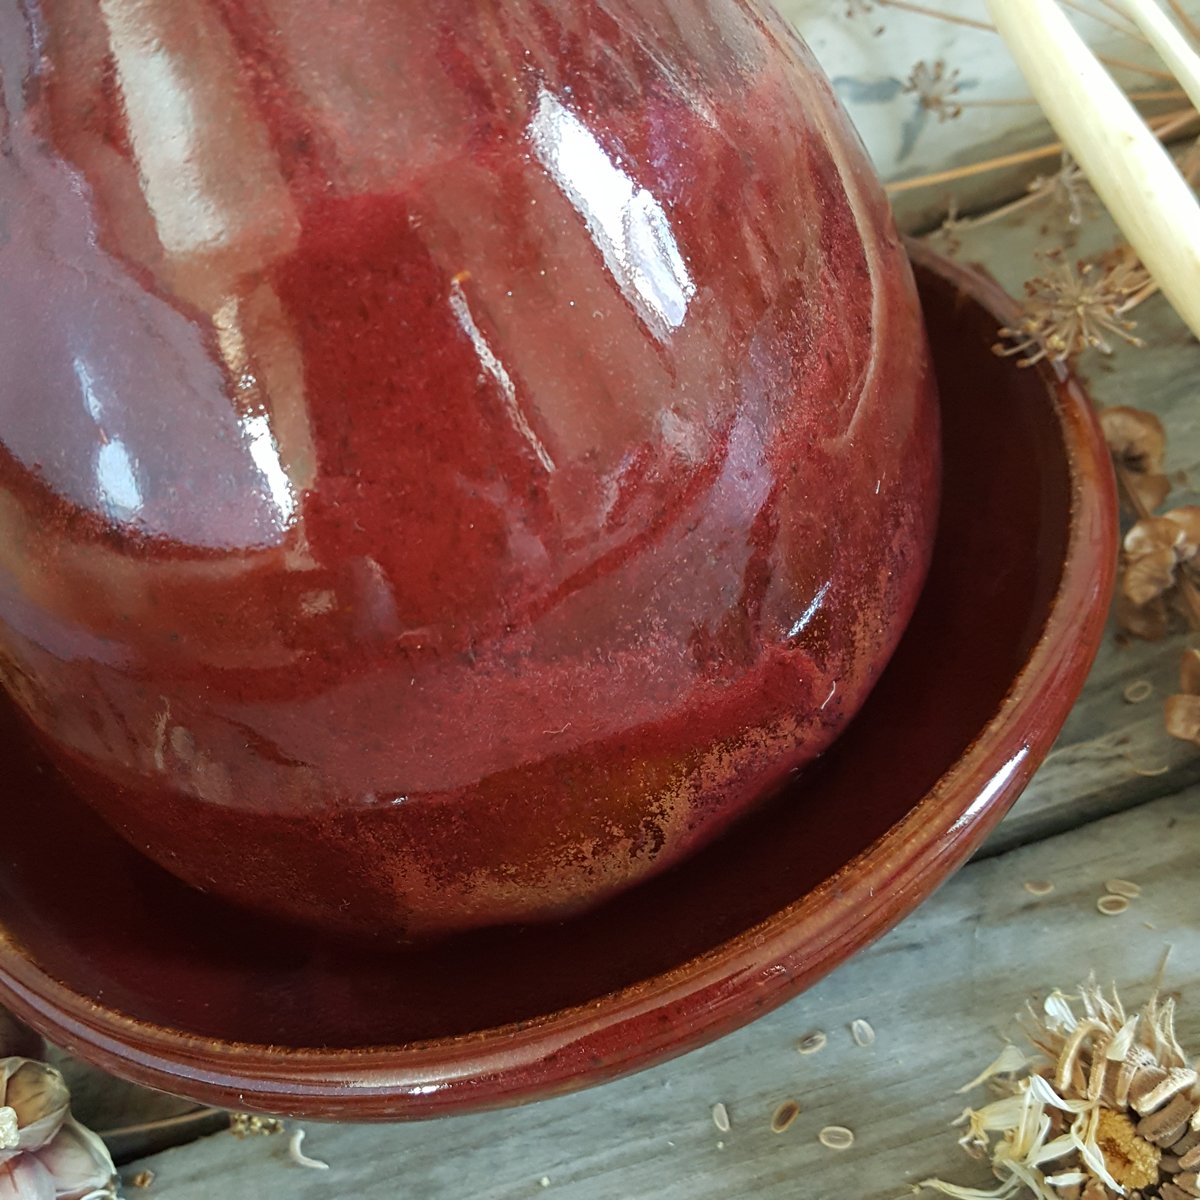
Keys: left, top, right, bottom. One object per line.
{"left": 0, "top": 1, "right": 938, "bottom": 935}
{"left": 0, "top": 248, "right": 1116, "bottom": 1119}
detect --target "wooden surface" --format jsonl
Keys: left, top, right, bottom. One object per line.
{"left": 46, "top": 156, "right": 1200, "bottom": 1197}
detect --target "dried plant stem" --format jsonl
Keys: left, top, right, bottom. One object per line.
{"left": 888, "top": 141, "right": 1069, "bottom": 193}
{"left": 1095, "top": 51, "right": 1179, "bottom": 78}
{"left": 1114, "top": 461, "right": 1200, "bottom": 628}
{"left": 875, "top": 0, "right": 994, "bottom": 31}
{"left": 1166, "top": 0, "right": 1200, "bottom": 41}
{"left": 886, "top": 104, "right": 1196, "bottom": 193}
{"left": 1123, "top": 0, "right": 1200, "bottom": 112}
{"left": 878, "top": 0, "right": 1179, "bottom": 78}
{"left": 959, "top": 88, "right": 1185, "bottom": 104}
{"left": 1061, "top": 0, "right": 1149, "bottom": 39}
{"left": 985, "top": 0, "right": 1200, "bottom": 341}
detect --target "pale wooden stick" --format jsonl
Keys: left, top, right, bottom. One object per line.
{"left": 986, "top": 0, "right": 1200, "bottom": 341}
{"left": 1122, "top": 0, "right": 1200, "bottom": 109}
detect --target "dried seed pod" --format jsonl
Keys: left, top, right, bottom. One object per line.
{"left": 1101, "top": 406, "right": 1167, "bottom": 475}
{"left": 1137, "top": 1091, "right": 1194, "bottom": 1144}
{"left": 850, "top": 1019, "right": 875, "bottom": 1047}
{"left": 771, "top": 1100, "right": 800, "bottom": 1134}
{"left": 818, "top": 1125, "right": 854, "bottom": 1150}
{"left": 1165, "top": 508, "right": 1200, "bottom": 557}
{"left": 796, "top": 1032, "right": 827, "bottom": 1056}
{"left": 1181, "top": 648, "right": 1200, "bottom": 695}
{"left": 1166, "top": 694, "right": 1200, "bottom": 743}
{"left": 1106, "top": 879, "right": 1142, "bottom": 898}
{"left": 1133, "top": 1067, "right": 1197, "bottom": 1116}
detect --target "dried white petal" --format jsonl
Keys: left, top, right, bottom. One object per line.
{"left": 850, "top": 1019, "right": 876, "bottom": 1047}
{"left": 1042, "top": 992, "right": 1077, "bottom": 1032}
{"left": 287, "top": 1129, "right": 329, "bottom": 1171}
{"left": 1027, "top": 1074, "right": 1089, "bottom": 1113}
{"left": 796, "top": 1032, "right": 827, "bottom": 1055}
{"left": 1028, "top": 1133, "right": 1078, "bottom": 1167}
{"left": 1055, "top": 1019, "right": 1107, "bottom": 1091}
{"left": 916, "top": 1178, "right": 1020, "bottom": 1199}
{"left": 1042, "top": 1171, "right": 1088, "bottom": 1187}
{"left": 1105, "top": 1014, "right": 1140, "bottom": 1061}
{"left": 1071, "top": 1108, "right": 1124, "bottom": 1194}
{"left": 956, "top": 1045, "right": 1028, "bottom": 1094}
{"left": 711, "top": 1103, "right": 730, "bottom": 1133}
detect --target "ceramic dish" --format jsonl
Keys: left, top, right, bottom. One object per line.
{"left": 0, "top": 243, "right": 1117, "bottom": 1120}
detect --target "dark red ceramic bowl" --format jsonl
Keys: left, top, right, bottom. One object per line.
{"left": 0, "top": 244, "right": 1115, "bottom": 1120}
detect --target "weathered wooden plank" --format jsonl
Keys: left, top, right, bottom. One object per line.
{"left": 944, "top": 173, "right": 1200, "bottom": 853}
{"left": 119, "top": 786, "right": 1200, "bottom": 1199}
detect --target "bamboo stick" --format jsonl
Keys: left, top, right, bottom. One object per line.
{"left": 985, "top": 0, "right": 1200, "bottom": 340}
{"left": 1122, "top": 0, "right": 1200, "bottom": 110}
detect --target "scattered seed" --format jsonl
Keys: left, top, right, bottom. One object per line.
{"left": 797, "top": 1031, "right": 827, "bottom": 1055}
{"left": 539, "top": 1178, "right": 551, "bottom": 1188}
{"left": 711, "top": 1102, "right": 731, "bottom": 1133}
{"left": 1098, "top": 894, "right": 1131, "bottom": 916}
{"left": 819, "top": 1125, "right": 855, "bottom": 1150}
{"left": 288, "top": 1129, "right": 330, "bottom": 1171}
{"left": 1024, "top": 880, "right": 1055, "bottom": 896}
{"left": 1106, "top": 878, "right": 1142, "bottom": 898}
{"left": 130, "top": 1171, "right": 155, "bottom": 1190}
{"left": 850, "top": 1018, "right": 876, "bottom": 1047}
{"left": 716, "top": 1140, "right": 725, "bottom": 1150}
{"left": 772, "top": 1100, "right": 801, "bottom": 1133}
{"left": 1123, "top": 679, "right": 1154, "bottom": 704}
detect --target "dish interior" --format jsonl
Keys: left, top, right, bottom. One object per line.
{"left": 0, "top": 260, "right": 1069, "bottom": 1049}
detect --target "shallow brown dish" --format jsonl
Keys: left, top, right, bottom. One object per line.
{"left": 0, "top": 243, "right": 1116, "bottom": 1121}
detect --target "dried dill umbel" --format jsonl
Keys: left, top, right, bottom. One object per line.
{"left": 995, "top": 249, "right": 1148, "bottom": 368}
{"left": 918, "top": 977, "right": 1200, "bottom": 1200}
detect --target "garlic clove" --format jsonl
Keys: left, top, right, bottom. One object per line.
{"left": 0, "top": 1063, "right": 68, "bottom": 1154}
{"left": 33, "top": 1118, "right": 116, "bottom": 1200}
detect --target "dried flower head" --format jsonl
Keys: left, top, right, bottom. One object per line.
{"left": 919, "top": 977, "right": 1200, "bottom": 1200}
{"left": 904, "top": 60, "right": 963, "bottom": 121}
{"left": 1122, "top": 511, "right": 1200, "bottom": 605}
{"left": 1027, "top": 154, "right": 1095, "bottom": 228}
{"left": 995, "top": 250, "right": 1147, "bottom": 367}
{"left": 1164, "top": 648, "right": 1200, "bottom": 747}
{"left": 843, "top": 0, "right": 885, "bottom": 34}
{"left": 0, "top": 1058, "right": 117, "bottom": 1200}
{"left": 1101, "top": 406, "right": 1171, "bottom": 516}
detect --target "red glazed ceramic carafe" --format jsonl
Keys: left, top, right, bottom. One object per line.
{"left": 0, "top": 0, "right": 938, "bottom": 937}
